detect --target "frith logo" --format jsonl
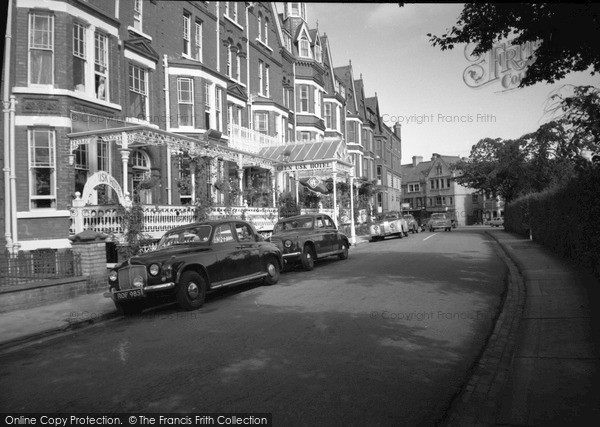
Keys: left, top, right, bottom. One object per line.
{"left": 463, "top": 39, "right": 541, "bottom": 90}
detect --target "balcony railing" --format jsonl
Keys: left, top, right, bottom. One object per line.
{"left": 228, "top": 123, "right": 282, "bottom": 154}
{"left": 70, "top": 204, "right": 279, "bottom": 239}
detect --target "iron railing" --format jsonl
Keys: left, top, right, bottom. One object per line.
{"left": 0, "top": 249, "right": 82, "bottom": 288}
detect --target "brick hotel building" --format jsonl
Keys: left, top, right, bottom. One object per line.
{"left": 0, "top": 1, "right": 403, "bottom": 253}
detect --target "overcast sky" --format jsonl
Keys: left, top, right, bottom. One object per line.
{"left": 277, "top": 3, "right": 600, "bottom": 162}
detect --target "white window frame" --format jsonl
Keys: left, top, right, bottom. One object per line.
{"left": 28, "top": 128, "right": 56, "bottom": 209}
{"left": 227, "top": 43, "right": 232, "bottom": 78}
{"left": 73, "top": 22, "right": 86, "bottom": 92}
{"left": 258, "top": 60, "right": 264, "bottom": 95}
{"left": 254, "top": 112, "right": 267, "bottom": 133}
{"left": 235, "top": 51, "right": 241, "bottom": 82}
{"left": 264, "top": 64, "right": 270, "bottom": 97}
{"left": 29, "top": 13, "right": 54, "bottom": 86}
{"left": 177, "top": 77, "right": 195, "bottom": 128}
{"left": 314, "top": 44, "right": 322, "bottom": 62}
{"left": 299, "top": 38, "right": 310, "bottom": 58}
{"left": 215, "top": 86, "right": 223, "bottom": 132}
{"left": 264, "top": 17, "right": 269, "bottom": 45}
{"left": 183, "top": 11, "right": 191, "bottom": 57}
{"left": 134, "top": 0, "right": 143, "bottom": 32}
{"left": 128, "top": 63, "right": 148, "bottom": 121}
{"left": 299, "top": 85, "right": 309, "bottom": 113}
{"left": 95, "top": 32, "right": 109, "bottom": 101}
{"left": 324, "top": 103, "right": 332, "bottom": 129}
{"left": 204, "top": 81, "right": 211, "bottom": 129}
{"left": 257, "top": 14, "right": 262, "bottom": 41}
{"left": 195, "top": 20, "right": 203, "bottom": 62}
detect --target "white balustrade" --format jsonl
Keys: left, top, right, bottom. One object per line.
{"left": 228, "top": 123, "right": 282, "bottom": 153}
{"left": 70, "top": 204, "right": 280, "bottom": 239}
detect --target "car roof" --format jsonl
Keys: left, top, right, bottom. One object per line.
{"left": 163, "top": 219, "right": 252, "bottom": 234}
{"left": 277, "top": 214, "right": 321, "bottom": 221}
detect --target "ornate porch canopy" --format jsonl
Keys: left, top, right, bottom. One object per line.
{"left": 258, "top": 138, "right": 354, "bottom": 179}
{"left": 67, "top": 124, "right": 276, "bottom": 170}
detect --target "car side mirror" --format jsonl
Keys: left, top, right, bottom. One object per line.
{"left": 255, "top": 233, "right": 264, "bottom": 242}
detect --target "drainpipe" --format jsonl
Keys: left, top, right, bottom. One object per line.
{"left": 163, "top": 54, "right": 172, "bottom": 204}
{"left": 3, "top": 0, "right": 13, "bottom": 251}
{"left": 9, "top": 95, "right": 17, "bottom": 252}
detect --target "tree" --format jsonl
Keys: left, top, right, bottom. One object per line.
{"left": 428, "top": 4, "right": 600, "bottom": 87}
{"left": 452, "top": 125, "right": 579, "bottom": 203}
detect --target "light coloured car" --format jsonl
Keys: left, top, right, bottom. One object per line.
{"left": 489, "top": 217, "right": 504, "bottom": 227}
{"left": 370, "top": 211, "right": 409, "bottom": 242}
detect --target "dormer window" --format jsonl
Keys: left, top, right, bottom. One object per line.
{"left": 299, "top": 38, "right": 310, "bottom": 58}
{"left": 284, "top": 33, "right": 292, "bottom": 51}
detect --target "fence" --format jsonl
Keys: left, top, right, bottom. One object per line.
{"left": 0, "top": 249, "right": 82, "bottom": 288}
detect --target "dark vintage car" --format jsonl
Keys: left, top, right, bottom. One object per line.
{"left": 105, "top": 220, "right": 283, "bottom": 315}
{"left": 427, "top": 213, "right": 453, "bottom": 232}
{"left": 268, "top": 213, "right": 349, "bottom": 271}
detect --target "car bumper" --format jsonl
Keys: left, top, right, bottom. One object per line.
{"left": 104, "top": 282, "right": 176, "bottom": 300}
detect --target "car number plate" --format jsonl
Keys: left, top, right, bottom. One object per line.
{"left": 115, "top": 288, "right": 143, "bottom": 300}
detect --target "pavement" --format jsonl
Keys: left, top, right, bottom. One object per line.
{"left": 0, "top": 228, "right": 598, "bottom": 425}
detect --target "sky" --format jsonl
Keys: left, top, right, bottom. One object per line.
{"left": 278, "top": 2, "right": 600, "bottom": 163}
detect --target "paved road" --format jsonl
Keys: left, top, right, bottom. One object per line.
{"left": 0, "top": 228, "right": 506, "bottom": 425}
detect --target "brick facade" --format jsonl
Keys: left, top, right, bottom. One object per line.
{"left": 2, "top": 1, "right": 404, "bottom": 252}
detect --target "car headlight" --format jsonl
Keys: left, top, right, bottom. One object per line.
{"left": 133, "top": 276, "right": 144, "bottom": 288}
{"left": 149, "top": 263, "right": 160, "bottom": 277}
{"left": 108, "top": 270, "right": 118, "bottom": 282}
{"left": 284, "top": 239, "right": 292, "bottom": 248}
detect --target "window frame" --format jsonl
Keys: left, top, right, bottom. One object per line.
{"left": 183, "top": 11, "right": 191, "bottom": 56}
{"left": 28, "top": 128, "right": 57, "bottom": 209}
{"left": 128, "top": 63, "right": 148, "bottom": 121}
{"left": 177, "top": 77, "right": 195, "bottom": 128}
{"left": 28, "top": 13, "right": 54, "bottom": 86}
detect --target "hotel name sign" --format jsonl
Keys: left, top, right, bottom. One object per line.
{"left": 276, "top": 161, "right": 332, "bottom": 172}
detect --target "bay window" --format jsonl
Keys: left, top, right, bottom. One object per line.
{"left": 177, "top": 77, "right": 194, "bottom": 127}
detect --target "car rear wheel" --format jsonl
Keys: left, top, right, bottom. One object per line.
{"left": 176, "top": 271, "right": 207, "bottom": 311}
{"left": 263, "top": 257, "right": 280, "bottom": 285}
{"left": 338, "top": 242, "right": 349, "bottom": 260}
{"left": 301, "top": 244, "right": 315, "bottom": 271}
{"left": 115, "top": 301, "right": 144, "bottom": 316}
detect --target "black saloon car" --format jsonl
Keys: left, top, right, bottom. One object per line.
{"left": 269, "top": 213, "right": 349, "bottom": 271}
{"left": 106, "top": 220, "right": 283, "bottom": 314}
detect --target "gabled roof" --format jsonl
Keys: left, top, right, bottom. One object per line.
{"left": 400, "top": 155, "right": 461, "bottom": 183}
{"left": 334, "top": 64, "right": 359, "bottom": 115}
{"left": 124, "top": 37, "right": 159, "bottom": 62}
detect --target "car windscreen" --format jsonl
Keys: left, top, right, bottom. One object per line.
{"left": 431, "top": 214, "right": 447, "bottom": 220}
{"left": 157, "top": 225, "right": 212, "bottom": 248}
{"left": 274, "top": 217, "right": 314, "bottom": 233}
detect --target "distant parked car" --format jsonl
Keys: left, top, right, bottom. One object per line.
{"left": 427, "top": 213, "right": 453, "bottom": 232}
{"left": 489, "top": 217, "right": 504, "bottom": 227}
{"left": 269, "top": 213, "right": 349, "bottom": 271}
{"left": 370, "top": 211, "right": 409, "bottom": 242}
{"left": 106, "top": 220, "right": 283, "bottom": 315}
{"left": 402, "top": 213, "right": 420, "bottom": 233}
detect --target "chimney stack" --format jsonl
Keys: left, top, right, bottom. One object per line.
{"left": 393, "top": 123, "right": 401, "bottom": 139}
{"left": 412, "top": 156, "right": 423, "bottom": 166}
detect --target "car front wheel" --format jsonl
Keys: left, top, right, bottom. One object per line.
{"left": 263, "top": 257, "right": 280, "bottom": 285}
{"left": 176, "top": 271, "right": 207, "bottom": 311}
{"left": 301, "top": 244, "right": 315, "bottom": 271}
{"left": 338, "top": 242, "right": 349, "bottom": 260}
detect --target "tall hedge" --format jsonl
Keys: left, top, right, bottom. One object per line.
{"left": 505, "top": 167, "right": 600, "bottom": 278}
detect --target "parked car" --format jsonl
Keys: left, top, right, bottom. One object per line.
{"left": 268, "top": 213, "right": 349, "bottom": 271}
{"left": 427, "top": 213, "right": 453, "bottom": 232}
{"left": 105, "top": 220, "right": 283, "bottom": 315}
{"left": 489, "top": 217, "right": 505, "bottom": 227}
{"left": 370, "top": 211, "right": 409, "bottom": 242}
{"left": 402, "top": 213, "right": 420, "bottom": 233}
